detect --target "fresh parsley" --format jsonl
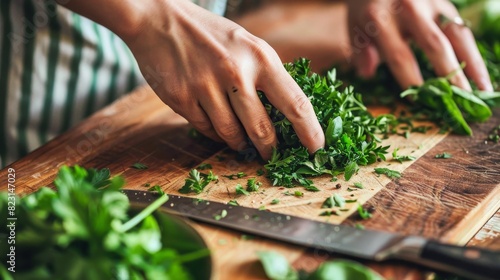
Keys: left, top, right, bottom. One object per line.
{"left": 179, "top": 169, "right": 218, "bottom": 194}
{"left": 374, "top": 167, "right": 401, "bottom": 179}
{"left": 235, "top": 184, "right": 250, "bottom": 196}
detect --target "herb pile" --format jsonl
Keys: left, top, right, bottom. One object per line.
{"left": 0, "top": 165, "right": 208, "bottom": 280}
{"left": 262, "top": 59, "right": 395, "bottom": 188}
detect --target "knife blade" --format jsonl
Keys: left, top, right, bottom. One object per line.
{"left": 124, "top": 190, "right": 500, "bottom": 280}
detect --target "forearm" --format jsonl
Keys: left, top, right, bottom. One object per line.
{"left": 55, "top": 0, "right": 150, "bottom": 41}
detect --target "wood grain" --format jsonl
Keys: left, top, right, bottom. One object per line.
{"left": 1, "top": 86, "right": 499, "bottom": 280}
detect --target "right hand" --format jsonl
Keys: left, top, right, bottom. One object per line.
{"left": 124, "top": 0, "right": 325, "bottom": 159}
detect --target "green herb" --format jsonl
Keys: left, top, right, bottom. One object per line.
{"left": 353, "top": 182, "right": 364, "bottom": 189}
{"left": 355, "top": 224, "right": 366, "bottom": 230}
{"left": 346, "top": 199, "right": 358, "bottom": 203}
{"left": 179, "top": 169, "right": 218, "bottom": 194}
{"left": 392, "top": 148, "right": 417, "bottom": 163}
{"left": 435, "top": 152, "right": 453, "bottom": 159}
{"left": 374, "top": 167, "right": 401, "bottom": 179}
{"left": 214, "top": 209, "right": 227, "bottom": 221}
{"left": 271, "top": 199, "right": 280, "bottom": 205}
{"left": 258, "top": 251, "right": 383, "bottom": 280}
{"left": 319, "top": 210, "right": 339, "bottom": 217}
{"left": 148, "top": 185, "right": 165, "bottom": 195}
{"left": 322, "top": 194, "right": 346, "bottom": 208}
{"left": 358, "top": 204, "right": 373, "bottom": 220}
{"left": 228, "top": 200, "right": 239, "bottom": 206}
{"left": 197, "top": 163, "right": 212, "bottom": 170}
{"left": 235, "top": 184, "right": 250, "bottom": 196}
{"left": 262, "top": 59, "right": 395, "bottom": 187}
{"left": 0, "top": 165, "right": 208, "bottom": 279}
{"left": 488, "top": 125, "right": 500, "bottom": 143}
{"left": 256, "top": 169, "right": 265, "bottom": 176}
{"left": 131, "top": 162, "right": 148, "bottom": 170}
{"left": 246, "top": 178, "right": 262, "bottom": 192}
{"left": 258, "top": 206, "right": 266, "bottom": 211}
{"left": 304, "top": 185, "right": 320, "bottom": 192}
{"left": 294, "top": 191, "right": 304, "bottom": 197}
{"left": 223, "top": 172, "right": 247, "bottom": 180}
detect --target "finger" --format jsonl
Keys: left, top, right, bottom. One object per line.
{"left": 257, "top": 61, "right": 325, "bottom": 153}
{"left": 365, "top": 17, "right": 423, "bottom": 89}
{"left": 440, "top": 18, "right": 493, "bottom": 91}
{"left": 226, "top": 83, "right": 277, "bottom": 160}
{"left": 198, "top": 89, "right": 248, "bottom": 152}
{"left": 407, "top": 16, "right": 471, "bottom": 90}
{"left": 184, "top": 104, "right": 224, "bottom": 143}
{"left": 355, "top": 43, "right": 380, "bottom": 79}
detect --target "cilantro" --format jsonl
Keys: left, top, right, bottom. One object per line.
{"left": 374, "top": 168, "right": 401, "bottom": 179}
{"left": 271, "top": 199, "right": 280, "bottom": 205}
{"left": 358, "top": 204, "right": 373, "bottom": 220}
{"left": 392, "top": 148, "right": 417, "bottom": 163}
{"left": 435, "top": 152, "right": 453, "bottom": 159}
{"left": 246, "top": 178, "right": 262, "bottom": 192}
{"left": 235, "top": 184, "right": 250, "bottom": 196}
{"left": 197, "top": 163, "right": 213, "bottom": 170}
{"left": 179, "top": 169, "right": 218, "bottom": 194}
{"left": 131, "top": 162, "right": 148, "bottom": 170}
{"left": 0, "top": 165, "right": 208, "bottom": 279}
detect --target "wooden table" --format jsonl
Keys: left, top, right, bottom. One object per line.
{"left": 1, "top": 86, "right": 499, "bottom": 280}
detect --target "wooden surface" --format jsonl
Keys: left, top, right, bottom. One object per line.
{"left": 1, "top": 86, "right": 499, "bottom": 280}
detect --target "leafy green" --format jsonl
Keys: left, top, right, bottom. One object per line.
{"left": 131, "top": 162, "right": 148, "bottom": 170}
{"left": 235, "top": 184, "right": 250, "bottom": 196}
{"left": 228, "top": 199, "right": 239, "bottom": 206}
{"left": 222, "top": 172, "right": 247, "bottom": 180}
{"left": 392, "top": 148, "right": 416, "bottom": 163}
{"left": 353, "top": 182, "right": 364, "bottom": 189}
{"left": 358, "top": 204, "right": 373, "bottom": 220}
{"left": 321, "top": 194, "right": 346, "bottom": 208}
{"left": 246, "top": 178, "right": 262, "bottom": 192}
{"left": 374, "top": 168, "right": 401, "bottom": 179}
{"left": 179, "top": 169, "right": 218, "bottom": 194}
{"left": 435, "top": 152, "right": 453, "bottom": 159}
{"left": 257, "top": 251, "right": 383, "bottom": 280}
{"left": 262, "top": 59, "right": 395, "bottom": 187}
{"left": 0, "top": 165, "right": 208, "bottom": 280}
{"left": 271, "top": 199, "right": 280, "bottom": 205}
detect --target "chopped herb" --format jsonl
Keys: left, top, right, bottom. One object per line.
{"left": 355, "top": 223, "right": 365, "bottom": 230}
{"left": 345, "top": 199, "right": 358, "bottom": 203}
{"left": 347, "top": 187, "right": 357, "bottom": 192}
{"left": 179, "top": 169, "right": 218, "bottom": 194}
{"left": 374, "top": 167, "right": 401, "bottom": 179}
{"left": 322, "top": 194, "right": 345, "bottom": 208}
{"left": 392, "top": 148, "right": 417, "bottom": 163}
{"left": 143, "top": 183, "right": 151, "bottom": 188}
{"left": 294, "top": 191, "right": 303, "bottom": 197}
{"left": 487, "top": 125, "right": 500, "bottom": 143}
{"left": 271, "top": 199, "right": 280, "bottom": 205}
{"left": 246, "top": 178, "right": 262, "bottom": 192}
{"left": 319, "top": 210, "right": 339, "bottom": 217}
{"left": 131, "top": 162, "right": 148, "bottom": 170}
{"left": 353, "top": 182, "right": 364, "bottom": 189}
{"left": 358, "top": 204, "right": 373, "bottom": 220}
{"left": 304, "top": 185, "right": 320, "bottom": 192}
{"left": 228, "top": 200, "right": 239, "bottom": 206}
{"left": 330, "top": 177, "right": 338, "bottom": 182}
{"left": 214, "top": 209, "right": 227, "bottom": 221}
{"left": 256, "top": 169, "right": 265, "bottom": 176}
{"left": 148, "top": 185, "right": 165, "bottom": 196}
{"left": 223, "top": 172, "right": 247, "bottom": 180}
{"left": 197, "top": 163, "right": 213, "bottom": 170}
{"left": 435, "top": 152, "right": 453, "bottom": 159}
{"left": 258, "top": 205, "right": 266, "bottom": 211}
{"left": 236, "top": 184, "right": 250, "bottom": 195}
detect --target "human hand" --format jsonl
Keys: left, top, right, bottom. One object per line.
{"left": 124, "top": 0, "right": 324, "bottom": 159}
{"left": 346, "top": 0, "right": 493, "bottom": 92}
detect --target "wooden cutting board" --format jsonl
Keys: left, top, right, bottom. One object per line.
{"left": 1, "top": 86, "right": 499, "bottom": 279}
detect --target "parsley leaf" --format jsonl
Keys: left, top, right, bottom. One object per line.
{"left": 179, "top": 169, "right": 218, "bottom": 194}
{"left": 131, "top": 162, "right": 148, "bottom": 170}
{"left": 235, "top": 184, "right": 250, "bottom": 196}
{"left": 374, "top": 168, "right": 401, "bottom": 179}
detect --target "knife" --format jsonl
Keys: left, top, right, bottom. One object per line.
{"left": 124, "top": 190, "right": 500, "bottom": 280}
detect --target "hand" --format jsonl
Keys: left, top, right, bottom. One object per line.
{"left": 124, "top": 0, "right": 324, "bottom": 159}
{"left": 346, "top": 0, "right": 493, "bottom": 91}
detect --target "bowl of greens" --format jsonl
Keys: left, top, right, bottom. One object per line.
{"left": 0, "top": 165, "right": 211, "bottom": 280}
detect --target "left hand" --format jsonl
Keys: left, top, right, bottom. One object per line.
{"left": 346, "top": 0, "right": 493, "bottom": 91}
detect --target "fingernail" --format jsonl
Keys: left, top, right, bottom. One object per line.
{"left": 479, "top": 78, "right": 494, "bottom": 92}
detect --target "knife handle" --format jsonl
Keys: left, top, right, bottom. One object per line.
{"left": 421, "top": 240, "right": 500, "bottom": 280}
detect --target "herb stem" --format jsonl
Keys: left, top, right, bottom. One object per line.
{"left": 120, "top": 194, "right": 169, "bottom": 232}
